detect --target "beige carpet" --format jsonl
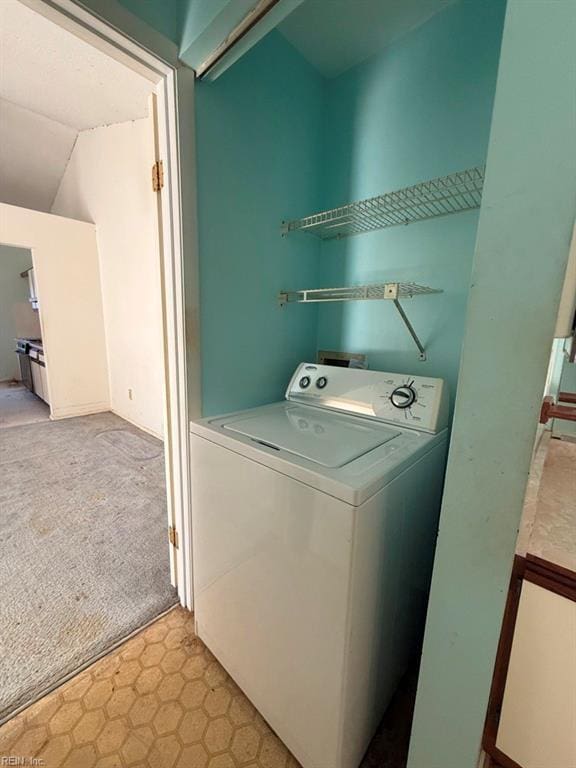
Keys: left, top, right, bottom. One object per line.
{"left": 0, "top": 381, "right": 50, "bottom": 429}
{"left": 0, "top": 411, "right": 177, "bottom": 723}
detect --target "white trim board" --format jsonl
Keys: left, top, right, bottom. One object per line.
{"left": 18, "top": 0, "right": 177, "bottom": 77}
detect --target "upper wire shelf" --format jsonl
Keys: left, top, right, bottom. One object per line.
{"left": 281, "top": 166, "right": 484, "bottom": 240}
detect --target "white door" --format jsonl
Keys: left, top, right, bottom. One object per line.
{"left": 496, "top": 579, "right": 576, "bottom": 768}
{"left": 151, "top": 76, "right": 198, "bottom": 610}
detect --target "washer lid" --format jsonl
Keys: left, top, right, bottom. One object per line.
{"left": 222, "top": 403, "right": 400, "bottom": 468}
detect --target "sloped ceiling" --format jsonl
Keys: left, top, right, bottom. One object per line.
{"left": 0, "top": 100, "right": 77, "bottom": 213}
{"left": 0, "top": 0, "right": 154, "bottom": 213}
{"left": 279, "top": 0, "right": 455, "bottom": 78}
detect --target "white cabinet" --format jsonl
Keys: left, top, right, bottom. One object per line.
{"left": 30, "top": 357, "right": 49, "bottom": 404}
{"left": 40, "top": 363, "right": 49, "bottom": 405}
{"left": 486, "top": 561, "right": 576, "bottom": 768}
{"left": 496, "top": 580, "right": 576, "bottom": 768}
{"left": 31, "top": 358, "right": 44, "bottom": 400}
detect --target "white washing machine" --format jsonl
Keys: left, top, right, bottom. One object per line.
{"left": 190, "top": 363, "right": 449, "bottom": 768}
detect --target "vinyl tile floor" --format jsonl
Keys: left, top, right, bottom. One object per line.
{"left": 0, "top": 606, "right": 416, "bottom": 768}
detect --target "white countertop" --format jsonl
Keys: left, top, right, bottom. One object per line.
{"left": 517, "top": 434, "right": 576, "bottom": 574}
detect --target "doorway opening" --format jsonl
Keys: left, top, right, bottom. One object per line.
{"left": 0, "top": 246, "right": 49, "bottom": 427}
{"left": 0, "top": 0, "right": 197, "bottom": 723}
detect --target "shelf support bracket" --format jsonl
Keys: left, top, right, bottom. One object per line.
{"left": 393, "top": 299, "right": 427, "bottom": 361}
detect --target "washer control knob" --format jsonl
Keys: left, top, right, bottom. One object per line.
{"left": 316, "top": 376, "right": 328, "bottom": 389}
{"left": 299, "top": 376, "right": 311, "bottom": 389}
{"left": 390, "top": 384, "right": 416, "bottom": 409}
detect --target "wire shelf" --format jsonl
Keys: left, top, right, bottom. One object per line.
{"left": 278, "top": 282, "right": 442, "bottom": 305}
{"left": 278, "top": 282, "right": 442, "bottom": 360}
{"left": 281, "top": 166, "right": 484, "bottom": 240}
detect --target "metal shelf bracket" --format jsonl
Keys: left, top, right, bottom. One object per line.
{"left": 277, "top": 281, "right": 440, "bottom": 360}
{"left": 392, "top": 299, "right": 427, "bottom": 361}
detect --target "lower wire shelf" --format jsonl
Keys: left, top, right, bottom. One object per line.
{"left": 278, "top": 282, "right": 442, "bottom": 361}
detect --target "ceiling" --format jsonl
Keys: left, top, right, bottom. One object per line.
{"left": 0, "top": 100, "right": 77, "bottom": 214}
{"left": 279, "top": 0, "right": 455, "bottom": 78}
{"left": 0, "top": 0, "right": 154, "bottom": 212}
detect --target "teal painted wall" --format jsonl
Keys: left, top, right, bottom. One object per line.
{"left": 195, "top": 32, "right": 324, "bottom": 416}
{"left": 180, "top": 0, "right": 230, "bottom": 51}
{"left": 314, "top": 0, "right": 506, "bottom": 408}
{"left": 116, "top": 0, "right": 506, "bottom": 421}
{"left": 115, "top": 0, "right": 183, "bottom": 45}
{"left": 407, "top": 1, "right": 576, "bottom": 766}
{"left": 102, "top": 0, "right": 506, "bottom": 419}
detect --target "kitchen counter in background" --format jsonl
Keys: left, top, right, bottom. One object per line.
{"left": 15, "top": 337, "right": 49, "bottom": 407}
{"left": 517, "top": 433, "right": 576, "bottom": 574}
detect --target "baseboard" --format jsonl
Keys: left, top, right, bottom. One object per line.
{"left": 48, "top": 403, "right": 164, "bottom": 439}
{"left": 110, "top": 409, "right": 164, "bottom": 441}
{"left": 50, "top": 402, "right": 111, "bottom": 420}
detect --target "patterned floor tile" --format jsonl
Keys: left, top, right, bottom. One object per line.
{"left": 0, "top": 606, "right": 413, "bottom": 767}
{"left": 0, "top": 608, "right": 302, "bottom": 768}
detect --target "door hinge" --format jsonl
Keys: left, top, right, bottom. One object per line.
{"left": 152, "top": 160, "right": 164, "bottom": 192}
{"left": 168, "top": 525, "right": 179, "bottom": 549}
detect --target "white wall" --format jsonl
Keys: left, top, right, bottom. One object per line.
{"left": 0, "top": 244, "right": 41, "bottom": 381}
{"left": 0, "top": 203, "right": 110, "bottom": 418}
{"left": 52, "top": 116, "right": 164, "bottom": 438}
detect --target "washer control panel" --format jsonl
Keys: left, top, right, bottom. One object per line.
{"left": 286, "top": 363, "right": 448, "bottom": 434}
